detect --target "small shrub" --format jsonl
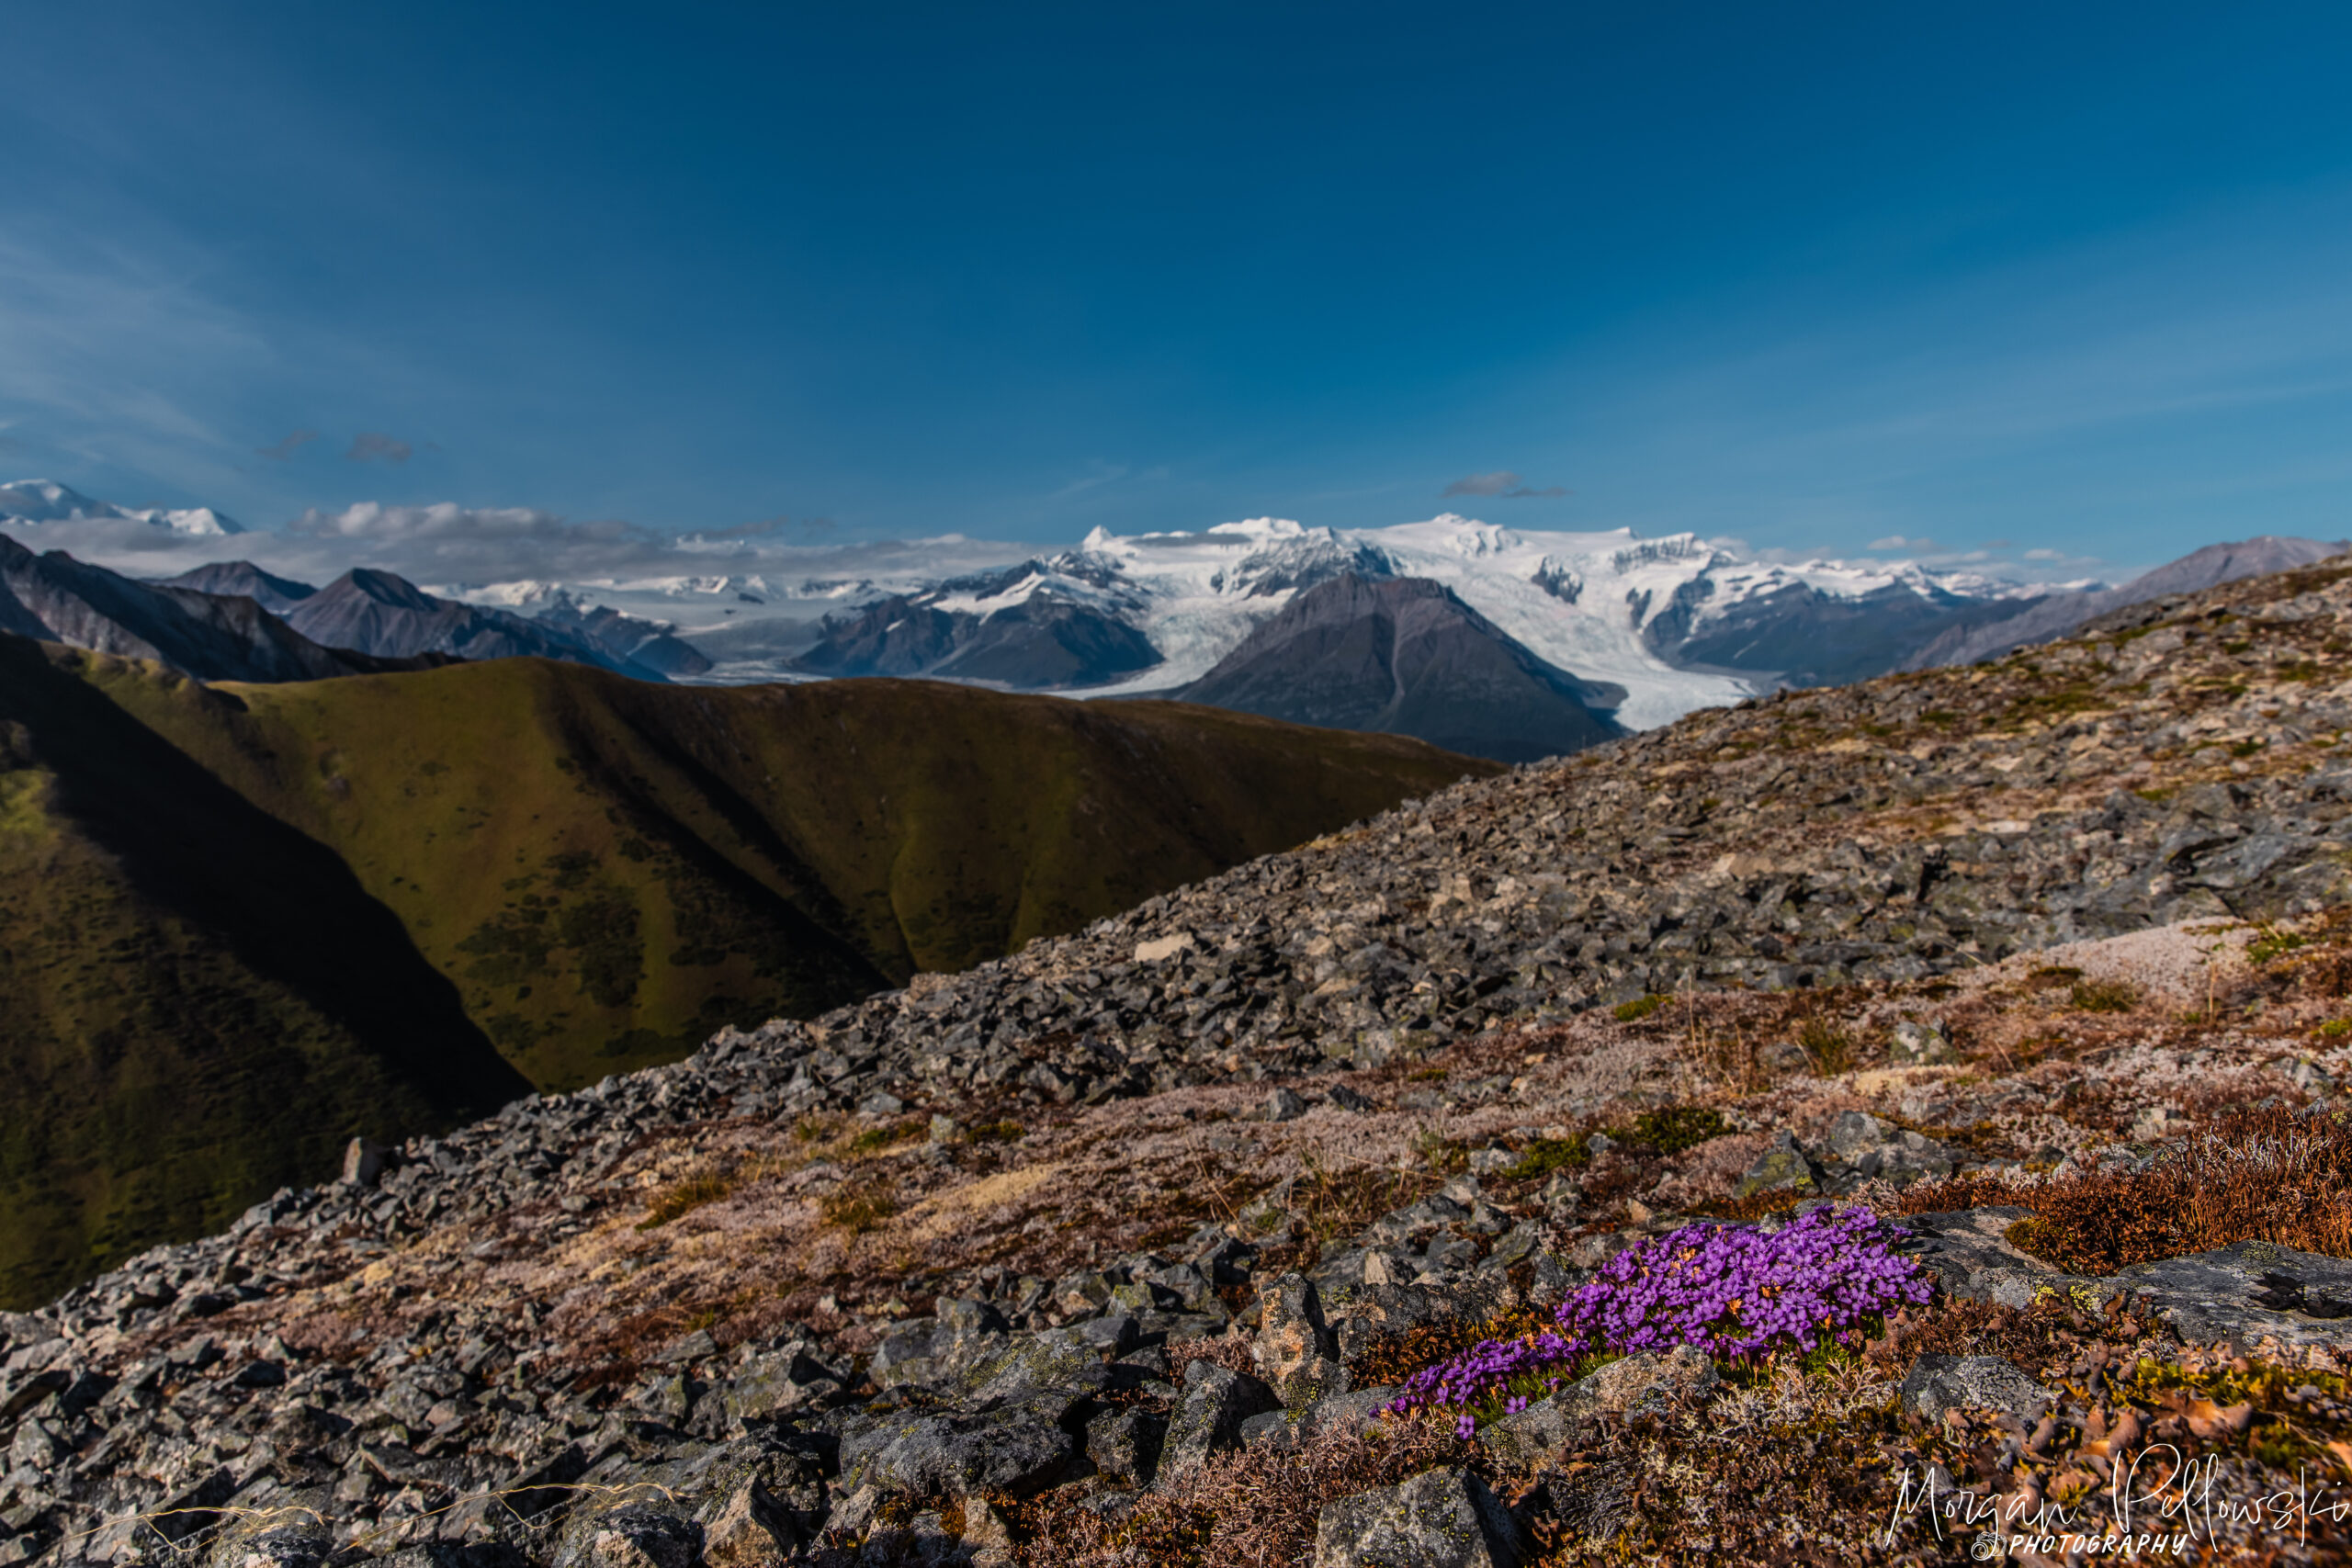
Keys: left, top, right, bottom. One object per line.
{"left": 1613, "top": 994, "right": 1668, "bottom": 1022}
{"left": 2249, "top": 926, "right": 2311, "bottom": 965}
{"left": 2320, "top": 1019, "right": 2351, "bottom": 1039}
{"left": 965, "top": 1119, "right": 1026, "bottom": 1144}
{"left": 1403, "top": 1066, "right": 1447, "bottom": 1083}
{"left": 2230, "top": 738, "right": 2266, "bottom": 759}
{"left": 2026, "top": 964, "right": 2084, "bottom": 989}
{"left": 847, "top": 1117, "right": 924, "bottom": 1154}
{"left": 2068, "top": 978, "right": 2139, "bottom": 1013}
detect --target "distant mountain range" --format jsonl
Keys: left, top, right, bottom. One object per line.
{"left": 0, "top": 477, "right": 243, "bottom": 536}
{"left": 0, "top": 639, "right": 1485, "bottom": 1302}
{"left": 6, "top": 478, "right": 2345, "bottom": 761}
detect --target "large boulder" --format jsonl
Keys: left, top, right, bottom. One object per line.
{"left": 835, "top": 1393, "right": 1078, "bottom": 1501}
{"left": 1153, "top": 1359, "right": 1280, "bottom": 1490}
{"left": 1314, "top": 1467, "right": 1524, "bottom": 1567}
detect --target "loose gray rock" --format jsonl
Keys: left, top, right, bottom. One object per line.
{"left": 1733, "top": 1132, "right": 1817, "bottom": 1199}
{"left": 1154, "top": 1359, "right": 1280, "bottom": 1490}
{"left": 1084, "top": 1406, "right": 1168, "bottom": 1486}
{"left": 1256, "top": 1274, "right": 1346, "bottom": 1408}
{"left": 1889, "top": 1019, "right": 1957, "bottom": 1066}
{"left": 837, "top": 1393, "right": 1078, "bottom": 1500}
{"left": 1314, "top": 1466, "right": 1523, "bottom": 1568}
{"left": 1897, "top": 1355, "right": 2056, "bottom": 1425}
{"left": 1482, "top": 1346, "right": 1717, "bottom": 1467}
{"left": 340, "top": 1136, "right": 388, "bottom": 1188}
{"left": 1266, "top": 1087, "right": 1308, "bottom": 1122}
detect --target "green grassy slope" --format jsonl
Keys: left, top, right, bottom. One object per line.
{"left": 6, "top": 644, "right": 1492, "bottom": 1300}
{"left": 0, "top": 640, "right": 532, "bottom": 1305}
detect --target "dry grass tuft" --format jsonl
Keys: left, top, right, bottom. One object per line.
{"left": 1899, "top": 1104, "right": 2352, "bottom": 1272}
{"left": 819, "top": 1179, "right": 901, "bottom": 1235}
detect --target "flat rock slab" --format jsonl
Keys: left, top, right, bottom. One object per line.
{"left": 1314, "top": 1466, "right": 1523, "bottom": 1568}
{"left": 1898, "top": 1355, "right": 2055, "bottom": 1425}
{"left": 1898, "top": 1207, "right": 2082, "bottom": 1308}
{"left": 2106, "top": 1240, "right": 2352, "bottom": 1370}
{"left": 835, "top": 1393, "right": 1076, "bottom": 1499}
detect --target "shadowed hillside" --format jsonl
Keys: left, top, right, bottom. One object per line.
{"left": 0, "top": 639, "right": 1490, "bottom": 1300}
{"left": 0, "top": 639, "right": 531, "bottom": 1306}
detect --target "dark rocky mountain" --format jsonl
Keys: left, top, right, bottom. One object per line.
{"left": 153, "top": 559, "right": 319, "bottom": 615}
{"left": 0, "top": 537, "right": 421, "bottom": 682}
{"left": 11, "top": 552, "right": 2352, "bottom": 1565}
{"left": 1644, "top": 574, "right": 2054, "bottom": 688}
{"left": 1175, "top": 573, "right": 1627, "bottom": 762}
{"left": 532, "top": 597, "right": 714, "bottom": 677}
{"left": 281, "top": 569, "right": 667, "bottom": 680}
{"left": 1904, "top": 534, "right": 2348, "bottom": 670}
{"left": 790, "top": 590, "right": 1161, "bottom": 687}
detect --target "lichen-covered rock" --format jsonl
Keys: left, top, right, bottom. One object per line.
{"left": 836, "top": 1393, "right": 1078, "bottom": 1501}
{"left": 1897, "top": 1207, "right": 2073, "bottom": 1307}
{"left": 1897, "top": 1354, "right": 2056, "bottom": 1424}
{"left": 1734, "top": 1132, "right": 1818, "bottom": 1199}
{"left": 550, "top": 1504, "right": 703, "bottom": 1568}
{"left": 696, "top": 1476, "right": 799, "bottom": 1568}
{"left": 1153, "top": 1359, "right": 1280, "bottom": 1490}
{"left": 1481, "top": 1346, "right": 1718, "bottom": 1467}
{"left": 1314, "top": 1466, "right": 1524, "bottom": 1568}
{"left": 2105, "top": 1240, "right": 2352, "bottom": 1369}
{"left": 1256, "top": 1273, "right": 1347, "bottom": 1408}
{"left": 1083, "top": 1405, "right": 1168, "bottom": 1486}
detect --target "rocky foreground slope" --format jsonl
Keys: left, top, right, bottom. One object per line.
{"left": 12, "top": 557, "right": 2352, "bottom": 1563}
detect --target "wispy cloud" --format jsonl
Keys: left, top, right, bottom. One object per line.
{"left": 1867, "top": 534, "right": 1936, "bottom": 551}
{"left": 257, "top": 429, "right": 317, "bottom": 460}
{"left": 345, "top": 432, "right": 413, "bottom": 464}
{"left": 1442, "top": 470, "right": 1566, "bottom": 499}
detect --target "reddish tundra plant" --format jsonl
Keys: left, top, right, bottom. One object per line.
{"left": 1384, "top": 1205, "right": 1932, "bottom": 1435}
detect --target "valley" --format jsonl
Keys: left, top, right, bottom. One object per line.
{"left": 0, "top": 644, "right": 1480, "bottom": 1303}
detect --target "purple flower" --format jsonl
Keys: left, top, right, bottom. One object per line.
{"left": 1381, "top": 1205, "right": 1929, "bottom": 1434}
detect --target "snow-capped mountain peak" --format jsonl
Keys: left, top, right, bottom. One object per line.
{"left": 0, "top": 479, "right": 243, "bottom": 536}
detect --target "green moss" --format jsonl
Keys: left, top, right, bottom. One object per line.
{"left": 1613, "top": 993, "right": 1668, "bottom": 1021}
{"left": 1498, "top": 1137, "right": 1589, "bottom": 1180}
{"left": 1630, "top": 1105, "right": 1731, "bottom": 1154}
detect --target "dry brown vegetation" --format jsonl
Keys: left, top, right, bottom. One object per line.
{"left": 1900, "top": 1104, "right": 2352, "bottom": 1273}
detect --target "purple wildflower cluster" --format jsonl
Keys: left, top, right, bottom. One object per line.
{"left": 1565, "top": 1204, "right": 1932, "bottom": 1359}
{"left": 1381, "top": 1205, "right": 1931, "bottom": 1430}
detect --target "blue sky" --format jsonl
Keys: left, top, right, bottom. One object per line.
{"left": 3, "top": 1, "right": 2349, "bottom": 579}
